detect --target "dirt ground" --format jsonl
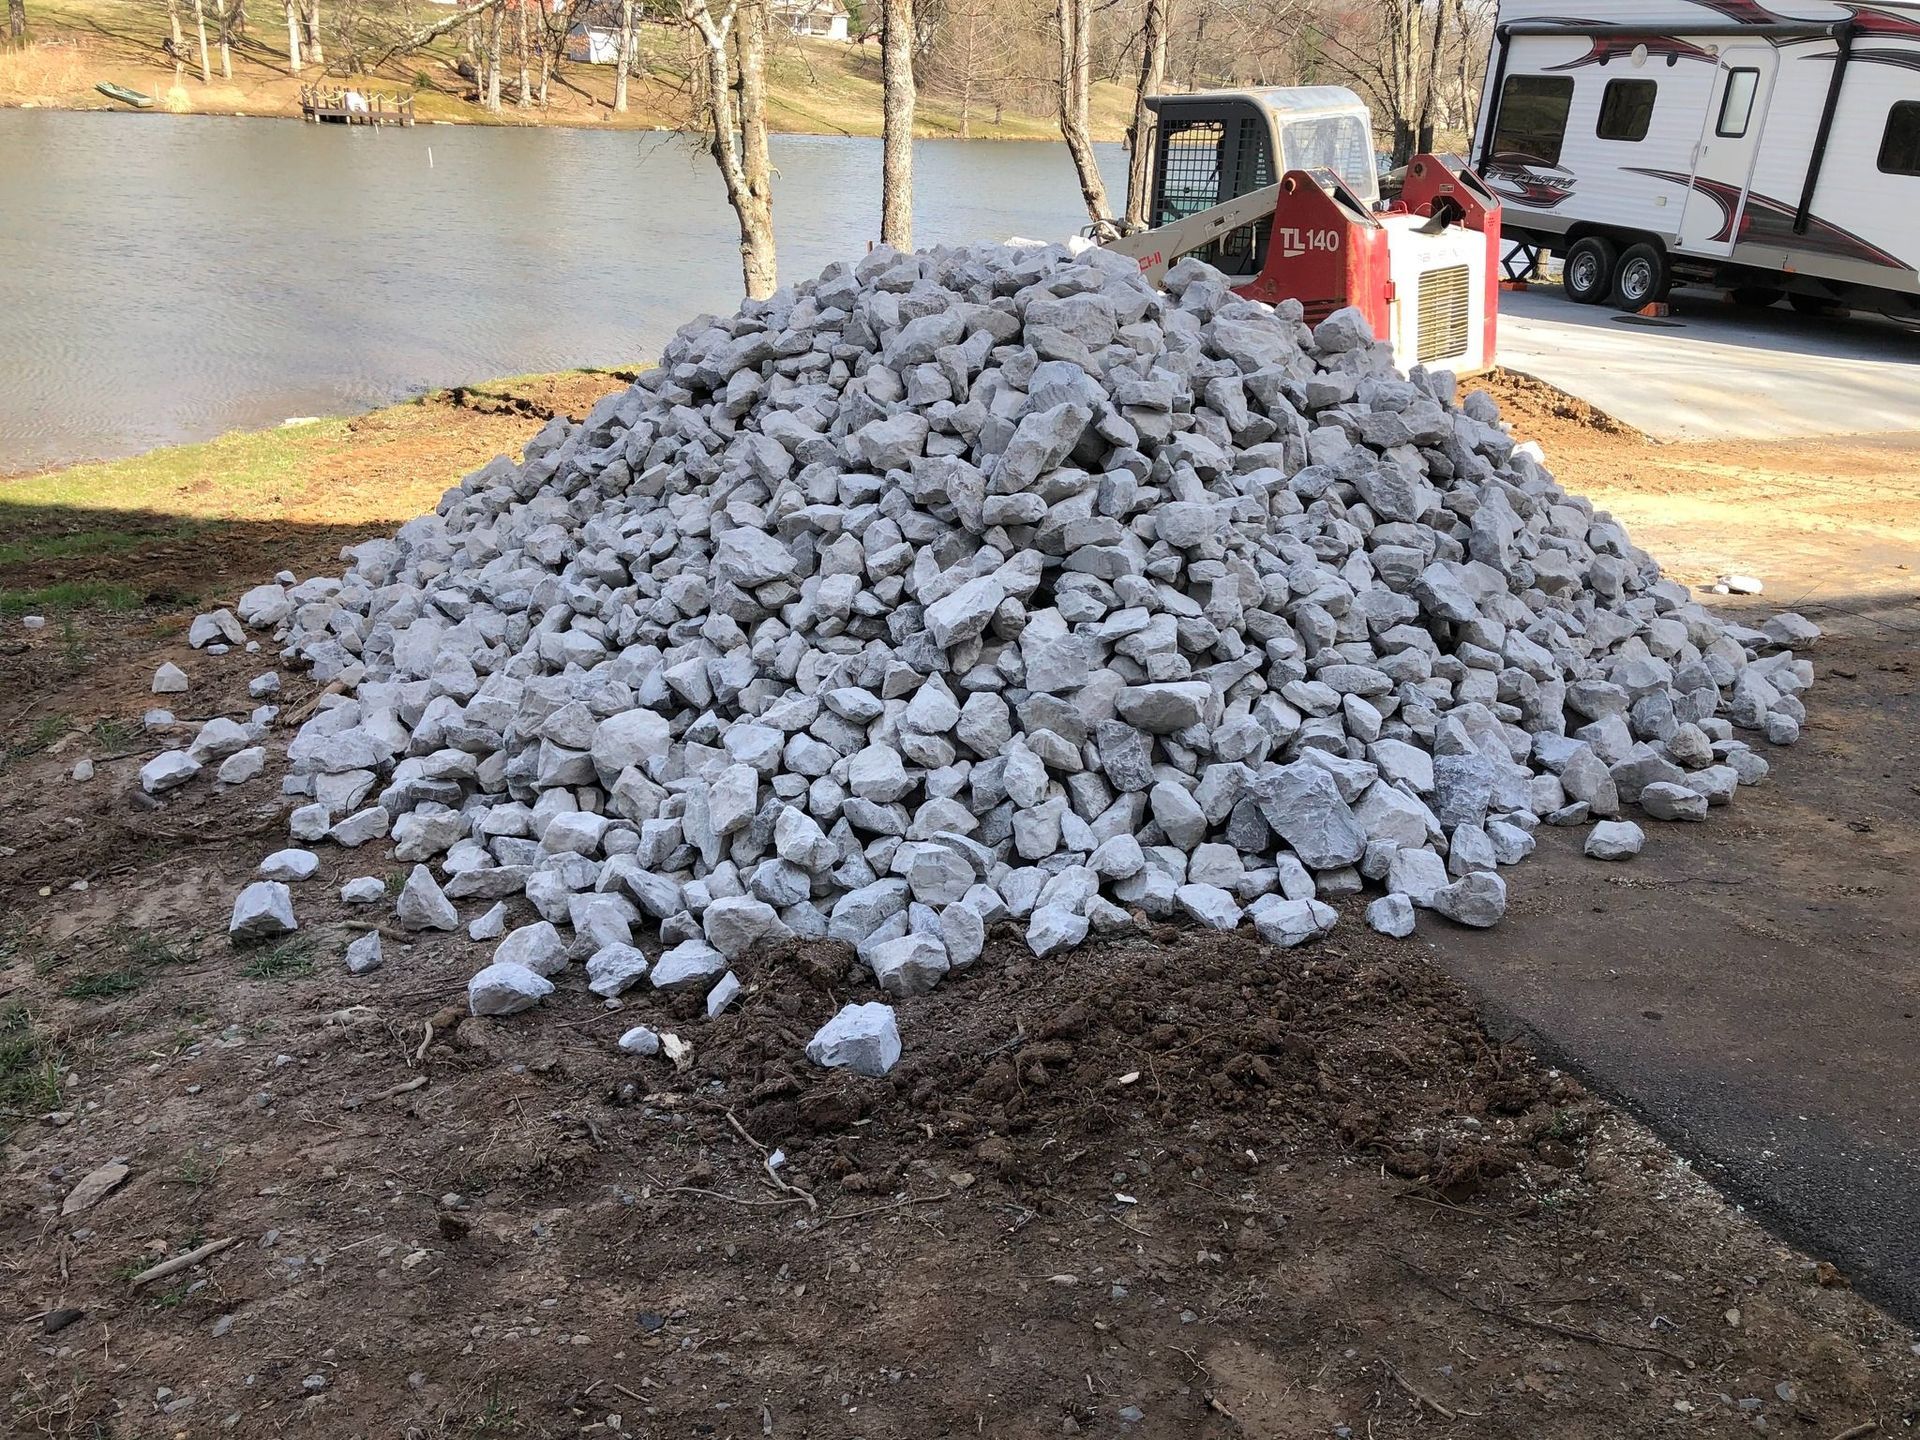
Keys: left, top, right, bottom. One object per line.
{"left": 4, "top": 376, "right": 1920, "bottom": 1438}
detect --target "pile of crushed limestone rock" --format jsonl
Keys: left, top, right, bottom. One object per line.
{"left": 139, "top": 241, "right": 1820, "bottom": 1077}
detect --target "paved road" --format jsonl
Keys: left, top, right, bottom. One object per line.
{"left": 1496, "top": 284, "right": 1920, "bottom": 442}
{"left": 1428, "top": 598, "right": 1920, "bottom": 1323}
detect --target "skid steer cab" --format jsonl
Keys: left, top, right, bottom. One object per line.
{"left": 1103, "top": 87, "right": 1502, "bottom": 376}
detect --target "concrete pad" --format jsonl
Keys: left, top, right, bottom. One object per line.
{"left": 1497, "top": 284, "right": 1920, "bottom": 442}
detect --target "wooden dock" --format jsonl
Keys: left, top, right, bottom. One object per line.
{"left": 299, "top": 86, "right": 415, "bottom": 126}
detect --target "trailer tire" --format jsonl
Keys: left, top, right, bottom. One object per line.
{"left": 1562, "top": 236, "right": 1617, "bottom": 305}
{"left": 1611, "top": 243, "right": 1670, "bottom": 311}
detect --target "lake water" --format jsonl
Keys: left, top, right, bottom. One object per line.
{"left": 0, "top": 111, "right": 1126, "bottom": 474}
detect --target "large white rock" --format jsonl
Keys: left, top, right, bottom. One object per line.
{"left": 229, "top": 881, "right": 297, "bottom": 942}
{"left": 468, "top": 961, "right": 553, "bottom": 1017}
{"left": 806, "top": 1002, "right": 902, "bottom": 1077}
{"left": 394, "top": 865, "right": 458, "bottom": 932}
{"left": 140, "top": 750, "right": 201, "bottom": 794}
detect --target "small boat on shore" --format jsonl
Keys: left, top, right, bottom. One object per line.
{"left": 95, "top": 82, "right": 154, "bottom": 110}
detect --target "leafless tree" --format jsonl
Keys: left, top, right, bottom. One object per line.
{"left": 485, "top": 0, "right": 504, "bottom": 110}
{"left": 1317, "top": 0, "right": 1462, "bottom": 163}
{"left": 614, "top": 0, "right": 634, "bottom": 109}
{"left": 304, "top": 0, "right": 325, "bottom": 64}
{"left": 284, "top": 0, "right": 303, "bottom": 71}
{"left": 1055, "top": 0, "right": 1116, "bottom": 238}
{"left": 880, "top": 0, "right": 916, "bottom": 248}
{"left": 516, "top": 0, "right": 531, "bottom": 108}
{"left": 166, "top": 0, "right": 187, "bottom": 79}
{"left": 680, "top": 0, "right": 777, "bottom": 298}
{"left": 8, "top": 0, "right": 24, "bottom": 44}
{"left": 213, "top": 0, "right": 232, "bottom": 77}
{"left": 919, "top": 0, "right": 1011, "bottom": 137}
{"left": 1123, "top": 0, "right": 1169, "bottom": 230}
{"left": 192, "top": 0, "right": 212, "bottom": 80}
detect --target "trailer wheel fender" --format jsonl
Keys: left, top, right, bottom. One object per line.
{"left": 1562, "top": 235, "right": 1618, "bottom": 306}
{"left": 1611, "top": 242, "right": 1671, "bottom": 311}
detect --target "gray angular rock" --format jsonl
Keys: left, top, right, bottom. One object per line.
{"left": 806, "top": 1002, "right": 902, "bottom": 1077}
{"left": 395, "top": 865, "right": 459, "bottom": 932}
{"left": 1366, "top": 893, "right": 1416, "bottom": 938}
{"left": 1584, "top": 820, "right": 1645, "bottom": 860}
{"left": 468, "top": 961, "right": 553, "bottom": 1017}
{"left": 1247, "top": 894, "right": 1337, "bottom": 948}
{"left": 1252, "top": 764, "right": 1367, "bottom": 870}
{"left": 229, "top": 881, "right": 297, "bottom": 942}
{"left": 1429, "top": 871, "right": 1507, "bottom": 928}
{"left": 344, "top": 930, "right": 384, "bottom": 974}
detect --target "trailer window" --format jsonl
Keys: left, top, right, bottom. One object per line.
{"left": 1597, "top": 79, "right": 1657, "bottom": 141}
{"left": 1716, "top": 68, "right": 1760, "bottom": 138}
{"left": 1489, "top": 74, "right": 1575, "bottom": 166}
{"left": 1879, "top": 101, "right": 1920, "bottom": 175}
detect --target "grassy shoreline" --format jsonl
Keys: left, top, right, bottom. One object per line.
{"left": 1, "top": 13, "right": 1134, "bottom": 140}
{"left": 0, "top": 369, "right": 632, "bottom": 620}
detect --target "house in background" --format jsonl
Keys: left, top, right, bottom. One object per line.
{"left": 773, "top": 0, "right": 849, "bottom": 41}
{"left": 565, "top": 0, "right": 625, "bottom": 64}
{"left": 566, "top": 22, "right": 621, "bottom": 64}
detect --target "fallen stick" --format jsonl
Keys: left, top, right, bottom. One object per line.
{"left": 810, "top": 1191, "right": 954, "bottom": 1228}
{"left": 1827, "top": 1424, "right": 1878, "bottom": 1440}
{"left": 130, "top": 1238, "right": 234, "bottom": 1287}
{"left": 1394, "top": 1255, "right": 1694, "bottom": 1369}
{"left": 342, "top": 1075, "right": 428, "bottom": 1110}
{"left": 726, "top": 1110, "right": 817, "bottom": 1211}
{"left": 1381, "top": 1356, "right": 1483, "bottom": 1420}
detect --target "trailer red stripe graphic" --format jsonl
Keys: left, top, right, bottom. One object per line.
{"left": 1624, "top": 168, "right": 1910, "bottom": 268}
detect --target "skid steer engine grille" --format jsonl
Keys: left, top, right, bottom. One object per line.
{"left": 1416, "top": 264, "right": 1471, "bottom": 364}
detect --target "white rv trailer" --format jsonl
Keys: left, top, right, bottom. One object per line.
{"left": 1474, "top": 0, "right": 1920, "bottom": 316}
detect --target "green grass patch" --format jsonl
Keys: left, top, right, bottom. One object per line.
{"left": 0, "top": 521, "right": 201, "bottom": 569}
{"left": 123, "top": 929, "right": 197, "bottom": 970}
{"left": 91, "top": 716, "right": 138, "bottom": 753}
{"left": 0, "top": 420, "right": 335, "bottom": 519}
{"left": 0, "top": 1006, "right": 63, "bottom": 1133}
{"left": 0, "top": 581, "right": 142, "bottom": 617}
{"left": 243, "top": 936, "right": 316, "bottom": 980}
{"left": 0, "top": 712, "right": 73, "bottom": 773}
{"left": 60, "top": 969, "right": 147, "bottom": 1001}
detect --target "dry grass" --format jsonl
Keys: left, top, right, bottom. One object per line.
{"left": 0, "top": 32, "right": 97, "bottom": 106}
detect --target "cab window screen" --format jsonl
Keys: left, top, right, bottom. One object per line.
{"left": 1490, "top": 74, "right": 1575, "bottom": 165}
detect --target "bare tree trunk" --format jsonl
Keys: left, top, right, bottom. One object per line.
{"left": 1124, "top": 0, "right": 1169, "bottom": 231}
{"left": 304, "top": 0, "right": 323, "bottom": 64}
{"left": 956, "top": 5, "right": 975, "bottom": 139}
{"left": 283, "top": 0, "right": 302, "bottom": 72}
{"left": 10, "top": 0, "right": 26, "bottom": 43}
{"left": 192, "top": 0, "right": 212, "bottom": 80}
{"left": 214, "top": 0, "right": 232, "bottom": 76}
{"left": 485, "top": 0, "right": 503, "bottom": 111}
{"left": 614, "top": 0, "right": 632, "bottom": 110}
{"left": 735, "top": 0, "right": 776, "bottom": 296}
{"left": 168, "top": 0, "right": 187, "bottom": 80}
{"left": 538, "top": 35, "right": 551, "bottom": 105}
{"left": 516, "top": 0, "right": 529, "bottom": 108}
{"left": 684, "top": 0, "right": 776, "bottom": 299}
{"left": 879, "top": 0, "right": 914, "bottom": 250}
{"left": 1055, "top": 0, "right": 1115, "bottom": 238}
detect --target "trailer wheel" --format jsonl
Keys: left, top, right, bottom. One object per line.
{"left": 1562, "top": 236, "right": 1617, "bottom": 305}
{"left": 1611, "top": 243, "right": 1670, "bottom": 311}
